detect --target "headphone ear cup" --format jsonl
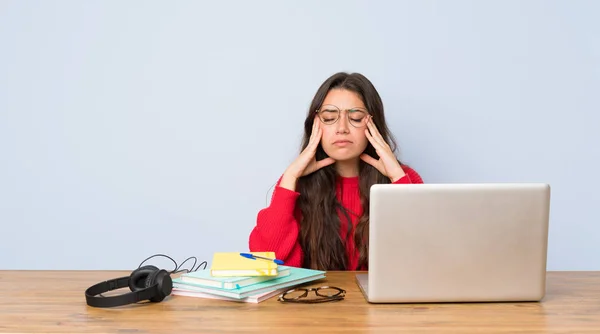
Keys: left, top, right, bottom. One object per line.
{"left": 145, "top": 269, "right": 172, "bottom": 302}
{"left": 128, "top": 265, "right": 159, "bottom": 292}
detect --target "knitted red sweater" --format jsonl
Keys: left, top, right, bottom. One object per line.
{"left": 248, "top": 166, "right": 423, "bottom": 270}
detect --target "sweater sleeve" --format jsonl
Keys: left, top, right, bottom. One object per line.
{"left": 248, "top": 178, "right": 304, "bottom": 267}
{"left": 393, "top": 165, "right": 424, "bottom": 184}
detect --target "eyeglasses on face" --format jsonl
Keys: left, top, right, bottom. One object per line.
{"left": 277, "top": 286, "right": 346, "bottom": 303}
{"left": 315, "top": 105, "right": 370, "bottom": 128}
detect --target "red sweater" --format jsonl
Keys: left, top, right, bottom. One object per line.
{"left": 248, "top": 166, "right": 424, "bottom": 270}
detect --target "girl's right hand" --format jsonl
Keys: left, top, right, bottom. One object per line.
{"left": 280, "top": 117, "right": 335, "bottom": 191}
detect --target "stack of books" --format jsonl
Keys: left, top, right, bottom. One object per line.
{"left": 171, "top": 252, "right": 325, "bottom": 303}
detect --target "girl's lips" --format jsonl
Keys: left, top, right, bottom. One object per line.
{"left": 333, "top": 140, "right": 352, "bottom": 146}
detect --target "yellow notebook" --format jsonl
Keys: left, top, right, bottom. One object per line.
{"left": 210, "top": 252, "right": 279, "bottom": 277}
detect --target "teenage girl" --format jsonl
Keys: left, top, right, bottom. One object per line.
{"left": 249, "top": 72, "right": 423, "bottom": 271}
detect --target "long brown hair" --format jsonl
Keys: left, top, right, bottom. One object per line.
{"left": 296, "top": 72, "right": 401, "bottom": 270}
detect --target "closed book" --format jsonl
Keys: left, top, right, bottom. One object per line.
{"left": 180, "top": 267, "right": 291, "bottom": 289}
{"left": 172, "top": 287, "right": 287, "bottom": 303}
{"left": 172, "top": 266, "right": 325, "bottom": 299}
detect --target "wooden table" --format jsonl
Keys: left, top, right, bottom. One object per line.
{"left": 1, "top": 270, "right": 599, "bottom": 333}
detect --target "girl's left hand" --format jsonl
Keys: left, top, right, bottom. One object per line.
{"left": 360, "top": 116, "right": 406, "bottom": 182}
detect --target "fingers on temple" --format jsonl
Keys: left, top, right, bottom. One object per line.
{"left": 367, "top": 117, "right": 387, "bottom": 148}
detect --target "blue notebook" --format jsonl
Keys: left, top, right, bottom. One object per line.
{"left": 172, "top": 266, "right": 325, "bottom": 299}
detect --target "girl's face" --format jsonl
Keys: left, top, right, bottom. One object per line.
{"left": 317, "top": 89, "right": 370, "bottom": 162}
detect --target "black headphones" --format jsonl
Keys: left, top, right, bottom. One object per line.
{"left": 84, "top": 254, "right": 207, "bottom": 308}
{"left": 85, "top": 265, "right": 172, "bottom": 308}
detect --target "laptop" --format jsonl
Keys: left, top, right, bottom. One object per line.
{"left": 356, "top": 183, "right": 551, "bottom": 303}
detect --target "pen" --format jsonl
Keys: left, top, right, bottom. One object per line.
{"left": 240, "top": 253, "right": 284, "bottom": 265}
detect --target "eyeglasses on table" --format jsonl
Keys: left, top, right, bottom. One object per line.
{"left": 277, "top": 286, "right": 346, "bottom": 303}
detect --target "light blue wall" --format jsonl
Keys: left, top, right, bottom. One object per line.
{"left": 1, "top": 0, "right": 598, "bottom": 270}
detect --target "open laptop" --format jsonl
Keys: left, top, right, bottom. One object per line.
{"left": 356, "top": 183, "right": 551, "bottom": 303}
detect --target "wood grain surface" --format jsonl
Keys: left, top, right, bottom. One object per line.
{"left": 1, "top": 270, "right": 599, "bottom": 333}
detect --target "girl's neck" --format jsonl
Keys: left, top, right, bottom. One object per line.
{"left": 335, "top": 159, "right": 359, "bottom": 178}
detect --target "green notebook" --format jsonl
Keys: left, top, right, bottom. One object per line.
{"left": 172, "top": 266, "right": 325, "bottom": 299}
{"left": 180, "top": 267, "right": 291, "bottom": 290}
